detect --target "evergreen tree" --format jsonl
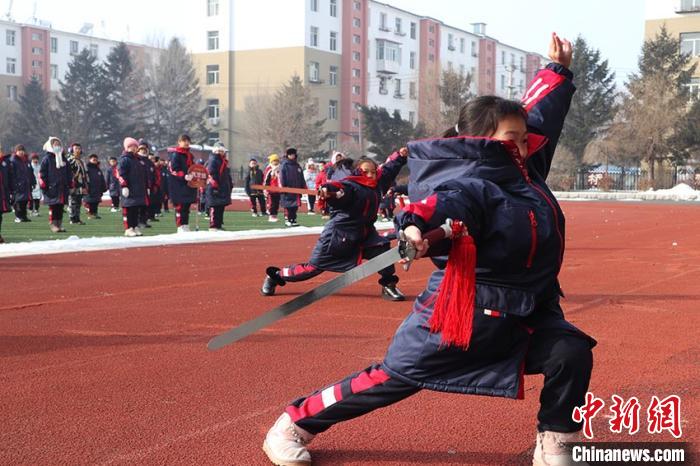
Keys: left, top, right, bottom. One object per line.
{"left": 56, "top": 49, "right": 103, "bottom": 147}
{"left": 9, "top": 76, "right": 52, "bottom": 151}
{"left": 637, "top": 25, "right": 696, "bottom": 92}
{"left": 558, "top": 36, "right": 617, "bottom": 168}
{"left": 361, "top": 106, "right": 419, "bottom": 157}
{"left": 98, "top": 42, "right": 139, "bottom": 152}
{"left": 143, "top": 38, "right": 206, "bottom": 147}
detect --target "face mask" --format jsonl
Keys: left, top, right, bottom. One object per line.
{"left": 52, "top": 145, "right": 62, "bottom": 154}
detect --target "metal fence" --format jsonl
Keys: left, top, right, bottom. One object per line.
{"left": 549, "top": 167, "right": 700, "bottom": 192}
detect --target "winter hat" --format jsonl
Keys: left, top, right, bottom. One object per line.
{"left": 123, "top": 137, "right": 139, "bottom": 151}
{"left": 212, "top": 142, "right": 227, "bottom": 153}
{"left": 306, "top": 158, "right": 316, "bottom": 167}
{"left": 249, "top": 157, "right": 258, "bottom": 162}
{"left": 268, "top": 153, "right": 280, "bottom": 162}
{"left": 332, "top": 151, "right": 344, "bottom": 163}
{"left": 138, "top": 139, "right": 150, "bottom": 149}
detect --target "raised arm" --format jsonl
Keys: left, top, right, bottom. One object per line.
{"left": 377, "top": 148, "right": 408, "bottom": 194}
{"left": 523, "top": 33, "right": 575, "bottom": 179}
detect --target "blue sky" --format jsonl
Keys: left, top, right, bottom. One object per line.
{"left": 9, "top": 0, "right": 645, "bottom": 87}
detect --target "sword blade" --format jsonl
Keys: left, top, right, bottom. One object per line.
{"left": 207, "top": 246, "right": 402, "bottom": 351}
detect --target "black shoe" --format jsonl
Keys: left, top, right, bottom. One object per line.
{"left": 382, "top": 284, "right": 405, "bottom": 301}
{"left": 21, "top": 218, "right": 31, "bottom": 222}
{"left": 261, "top": 267, "right": 286, "bottom": 296}
{"left": 70, "top": 220, "right": 86, "bottom": 225}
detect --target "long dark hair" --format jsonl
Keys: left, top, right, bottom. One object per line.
{"left": 442, "top": 96, "right": 527, "bottom": 138}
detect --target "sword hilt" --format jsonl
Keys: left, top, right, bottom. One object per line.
{"left": 399, "top": 219, "right": 457, "bottom": 271}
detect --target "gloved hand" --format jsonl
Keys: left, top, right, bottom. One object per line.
{"left": 121, "top": 187, "right": 130, "bottom": 198}
{"left": 184, "top": 174, "right": 194, "bottom": 181}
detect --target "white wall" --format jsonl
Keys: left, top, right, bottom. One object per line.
{"left": 0, "top": 23, "right": 22, "bottom": 78}
{"left": 304, "top": 0, "right": 343, "bottom": 54}
{"left": 440, "top": 25, "right": 479, "bottom": 95}
{"left": 645, "top": 0, "right": 679, "bottom": 19}
{"left": 366, "top": 2, "right": 420, "bottom": 121}
{"left": 494, "top": 42, "right": 527, "bottom": 98}
{"left": 49, "top": 32, "right": 122, "bottom": 91}
{"left": 230, "top": 0, "right": 306, "bottom": 51}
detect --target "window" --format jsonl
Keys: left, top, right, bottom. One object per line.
{"left": 353, "top": 51, "right": 360, "bottom": 61}
{"left": 471, "top": 41, "right": 477, "bottom": 57}
{"left": 519, "top": 79, "right": 525, "bottom": 93}
{"left": 410, "top": 22, "right": 416, "bottom": 39}
{"left": 207, "top": 132, "right": 220, "bottom": 145}
{"left": 379, "top": 77, "right": 388, "bottom": 94}
{"left": 501, "top": 50, "right": 506, "bottom": 64}
{"left": 353, "top": 17, "right": 361, "bottom": 28}
{"left": 353, "top": 34, "right": 361, "bottom": 44}
{"left": 32, "top": 47, "right": 42, "bottom": 55}
{"left": 207, "top": 0, "right": 219, "bottom": 16}
{"left": 688, "top": 77, "right": 700, "bottom": 98}
{"left": 310, "top": 0, "right": 318, "bottom": 12}
{"left": 679, "top": 0, "right": 700, "bottom": 11}
{"left": 31, "top": 60, "right": 42, "bottom": 68}
{"left": 520, "top": 56, "right": 524, "bottom": 70}
{"left": 429, "top": 25, "right": 434, "bottom": 33}
{"left": 90, "top": 44, "right": 98, "bottom": 56}
{"left": 460, "top": 38, "right": 465, "bottom": 53}
{"left": 70, "top": 40, "right": 79, "bottom": 55}
{"left": 448, "top": 34, "right": 454, "bottom": 50}
{"left": 395, "top": 17, "right": 402, "bottom": 34}
{"left": 329, "top": 65, "right": 338, "bottom": 85}
{"left": 376, "top": 40, "right": 401, "bottom": 63}
{"left": 7, "top": 85, "right": 17, "bottom": 101}
{"left": 409, "top": 81, "right": 416, "bottom": 99}
{"left": 460, "top": 64, "right": 465, "bottom": 75}
{"left": 681, "top": 32, "right": 700, "bottom": 56}
{"left": 429, "top": 53, "right": 434, "bottom": 62}
{"left": 428, "top": 39, "right": 434, "bottom": 47}
{"left": 352, "top": 68, "right": 361, "bottom": 78}
{"left": 310, "top": 26, "right": 319, "bottom": 47}
{"left": 354, "top": 102, "right": 362, "bottom": 111}
{"left": 32, "top": 32, "right": 42, "bottom": 41}
{"left": 501, "top": 74, "right": 505, "bottom": 89}
{"left": 309, "top": 61, "right": 320, "bottom": 82}
{"left": 410, "top": 51, "right": 415, "bottom": 69}
{"left": 208, "top": 31, "right": 219, "bottom": 50}
{"left": 408, "top": 111, "right": 415, "bottom": 124}
{"left": 353, "top": 134, "right": 360, "bottom": 144}
{"left": 511, "top": 53, "right": 515, "bottom": 65}
{"left": 329, "top": 135, "right": 337, "bottom": 151}
{"left": 328, "top": 100, "right": 338, "bottom": 120}
{"left": 6, "top": 30, "right": 15, "bottom": 46}
{"left": 353, "top": 1, "right": 361, "bottom": 10}
{"left": 51, "top": 64, "right": 58, "bottom": 79}
{"left": 394, "top": 78, "right": 402, "bottom": 97}
{"left": 207, "top": 99, "right": 220, "bottom": 118}
{"left": 352, "top": 118, "right": 359, "bottom": 127}
{"left": 206, "top": 64, "right": 219, "bottom": 84}
{"left": 51, "top": 37, "right": 57, "bottom": 53}
{"left": 330, "top": 0, "right": 337, "bottom": 17}
{"left": 380, "top": 13, "right": 388, "bottom": 31}
{"left": 6, "top": 58, "right": 16, "bottom": 74}
{"left": 330, "top": 31, "right": 337, "bottom": 51}
{"left": 352, "top": 85, "right": 361, "bottom": 95}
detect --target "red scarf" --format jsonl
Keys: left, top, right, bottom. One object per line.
{"left": 344, "top": 173, "right": 378, "bottom": 189}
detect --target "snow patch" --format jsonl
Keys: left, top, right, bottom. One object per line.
{"left": 553, "top": 184, "right": 700, "bottom": 202}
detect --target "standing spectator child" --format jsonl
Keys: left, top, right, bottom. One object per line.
{"left": 148, "top": 154, "right": 162, "bottom": 221}
{"left": 136, "top": 140, "right": 154, "bottom": 230}
{"left": 10, "top": 144, "right": 35, "bottom": 223}
{"left": 244, "top": 158, "right": 266, "bottom": 217}
{"left": 205, "top": 143, "right": 233, "bottom": 231}
{"left": 106, "top": 156, "right": 120, "bottom": 212}
{"left": 0, "top": 148, "right": 13, "bottom": 243}
{"left": 67, "top": 142, "right": 87, "bottom": 225}
{"left": 196, "top": 158, "right": 207, "bottom": 216}
{"left": 279, "top": 148, "right": 305, "bottom": 227}
{"left": 39, "top": 137, "right": 72, "bottom": 233}
{"left": 168, "top": 134, "right": 197, "bottom": 232}
{"left": 84, "top": 154, "right": 106, "bottom": 219}
{"left": 159, "top": 158, "right": 170, "bottom": 214}
{"left": 30, "top": 153, "right": 41, "bottom": 216}
{"left": 263, "top": 153, "right": 281, "bottom": 223}
{"left": 118, "top": 138, "right": 147, "bottom": 237}
{"left": 303, "top": 159, "right": 318, "bottom": 215}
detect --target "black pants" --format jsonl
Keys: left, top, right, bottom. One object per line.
{"left": 162, "top": 195, "right": 169, "bottom": 212}
{"left": 68, "top": 193, "right": 83, "bottom": 222}
{"left": 289, "top": 326, "right": 592, "bottom": 435}
{"left": 198, "top": 194, "right": 206, "bottom": 214}
{"left": 280, "top": 244, "right": 398, "bottom": 286}
{"left": 286, "top": 206, "right": 298, "bottom": 223}
{"left": 14, "top": 201, "right": 28, "bottom": 220}
{"left": 0, "top": 211, "right": 3, "bottom": 232}
{"left": 175, "top": 203, "right": 191, "bottom": 226}
{"left": 111, "top": 195, "right": 120, "bottom": 208}
{"left": 49, "top": 204, "right": 64, "bottom": 225}
{"left": 31, "top": 199, "right": 41, "bottom": 211}
{"left": 209, "top": 205, "right": 225, "bottom": 229}
{"left": 138, "top": 205, "right": 149, "bottom": 226}
{"left": 122, "top": 206, "right": 139, "bottom": 229}
{"left": 268, "top": 194, "right": 280, "bottom": 216}
{"left": 249, "top": 194, "right": 267, "bottom": 214}
{"left": 87, "top": 202, "right": 99, "bottom": 216}
{"left": 307, "top": 195, "right": 316, "bottom": 212}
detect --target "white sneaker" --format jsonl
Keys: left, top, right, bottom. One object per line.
{"left": 268, "top": 215, "right": 278, "bottom": 223}
{"left": 134, "top": 227, "right": 144, "bottom": 237}
{"left": 285, "top": 221, "right": 292, "bottom": 227}
{"left": 262, "top": 413, "right": 314, "bottom": 466}
{"left": 110, "top": 207, "right": 118, "bottom": 213}
{"left": 252, "top": 213, "right": 258, "bottom": 217}
{"left": 14, "top": 217, "right": 22, "bottom": 223}
{"left": 533, "top": 431, "right": 583, "bottom": 466}
{"left": 177, "top": 225, "right": 191, "bottom": 233}
{"left": 124, "top": 228, "right": 138, "bottom": 237}
{"left": 307, "top": 211, "right": 315, "bottom": 215}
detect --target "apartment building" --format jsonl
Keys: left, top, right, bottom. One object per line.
{"left": 188, "top": 0, "right": 548, "bottom": 163}
{"left": 645, "top": 0, "right": 700, "bottom": 95}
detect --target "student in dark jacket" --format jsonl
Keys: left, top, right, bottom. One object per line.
{"left": 262, "top": 34, "right": 594, "bottom": 466}
{"left": 204, "top": 143, "right": 232, "bottom": 231}
{"left": 118, "top": 137, "right": 148, "bottom": 237}
{"left": 159, "top": 160, "right": 170, "bottom": 213}
{"left": 10, "top": 144, "right": 35, "bottom": 223}
{"left": 148, "top": 154, "right": 163, "bottom": 220}
{"left": 168, "top": 134, "right": 197, "bottom": 232}
{"left": 0, "top": 148, "right": 14, "bottom": 242}
{"left": 84, "top": 154, "right": 106, "bottom": 219}
{"left": 279, "top": 148, "right": 306, "bottom": 227}
{"left": 244, "top": 158, "right": 266, "bottom": 217}
{"left": 106, "top": 156, "right": 120, "bottom": 211}
{"left": 262, "top": 150, "right": 408, "bottom": 301}
{"left": 136, "top": 140, "right": 154, "bottom": 229}
{"left": 39, "top": 137, "right": 72, "bottom": 233}
{"left": 30, "top": 153, "right": 42, "bottom": 216}
{"left": 67, "top": 142, "right": 88, "bottom": 225}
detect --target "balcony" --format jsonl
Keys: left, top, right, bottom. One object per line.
{"left": 393, "top": 92, "right": 404, "bottom": 99}
{"left": 676, "top": 0, "right": 700, "bottom": 13}
{"left": 448, "top": 44, "right": 456, "bottom": 51}
{"left": 394, "top": 29, "right": 406, "bottom": 36}
{"left": 376, "top": 59, "right": 400, "bottom": 74}
{"left": 379, "top": 25, "right": 391, "bottom": 32}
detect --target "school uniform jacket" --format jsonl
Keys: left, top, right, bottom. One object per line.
{"left": 204, "top": 153, "right": 233, "bottom": 207}
{"left": 0, "top": 155, "right": 13, "bottom": 213}
{"left": 382, "top": 63, "right": 595, "bottom": 400}
{"left": 117, "top": 152, "right": 147, "bottom": 208}
{"left": 244, "top": 167, "right": 264, "bottom": 196}
{"left": 168, "top": 147, "right": 197, "bottom": 204}
{"left": 308, "top": 153, "right": 406, "bottom": 272}
{"left": 39, "top": 152, "right": 72, "bottom": 206}
{"left": 279, "top": 158, "right": 306, "bottom": 209}
{"left": 10, "top": 154, "right": 35, "bottom": 203}
{"left": 84, "top": 162, "right": 107, "bottom": 204}
{"left": 106, "top": 165, "right": 120, "bottom": 198}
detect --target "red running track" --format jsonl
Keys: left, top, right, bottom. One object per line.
{"left": 0, "top": 202, "right": 698, "bottom": 465}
